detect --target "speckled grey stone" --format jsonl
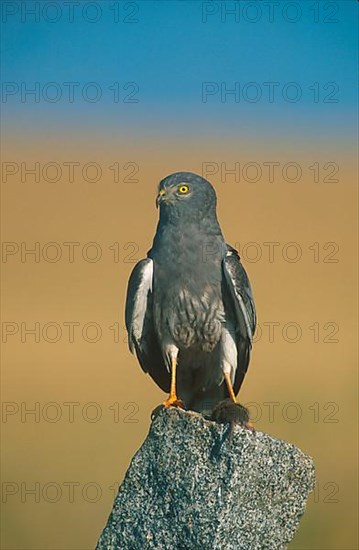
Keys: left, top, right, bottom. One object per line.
{"left": 96, "top": 407, "right": 315, "bottom": 550}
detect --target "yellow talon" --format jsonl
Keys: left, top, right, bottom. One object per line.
{"left": 163, "top": 395, "right": 184, "bottom": 408}
{"left": 162, "top": 356, "right": 185, "bottom": 409}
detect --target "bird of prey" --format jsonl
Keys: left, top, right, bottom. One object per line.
{"left": 125, "top": 172, "right": 256, "bottom": 415}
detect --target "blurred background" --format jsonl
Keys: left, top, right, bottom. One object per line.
{"left": 1, "top": 1, "right": 358, "bottom": 548}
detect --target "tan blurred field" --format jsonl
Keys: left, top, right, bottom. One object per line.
{"left": 1, "top": 134, "right": 358, "bottom": 549}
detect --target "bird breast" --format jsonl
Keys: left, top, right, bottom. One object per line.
{"left": 155, "top": 283, "right": 225, "bottom": 353}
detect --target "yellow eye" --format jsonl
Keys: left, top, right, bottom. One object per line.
{"left": 178, "top": 184, "right": 189, "bottom": 194}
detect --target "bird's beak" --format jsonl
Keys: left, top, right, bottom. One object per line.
{"left": 156, "top": 189, "right": 166, "bottom": 208}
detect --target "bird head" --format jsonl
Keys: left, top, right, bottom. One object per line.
{"left": 156, "top": 172, "right": 217, "bottom": 223}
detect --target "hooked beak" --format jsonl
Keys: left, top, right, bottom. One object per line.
{"left": 156, "top": 189, "right": 166, "bottom": 208}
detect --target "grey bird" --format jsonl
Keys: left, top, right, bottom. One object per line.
{"left": 125, "top": 172, "right": 256, "bottom": 415}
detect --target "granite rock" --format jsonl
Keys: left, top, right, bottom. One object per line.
{"left": 96, "top": 407, "right": 315, "bottom": 550}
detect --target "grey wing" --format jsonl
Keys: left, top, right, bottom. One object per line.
{"left": 222, "top": 244, "right": 256, "bottom": 393}
{"left": 125, "top": 258, "right": 170, "bottom": 392}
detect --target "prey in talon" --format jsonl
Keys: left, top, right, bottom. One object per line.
{"left": 211, "top": 399, "right": 255, "bottom": 431}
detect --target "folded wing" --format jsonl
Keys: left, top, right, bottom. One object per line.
{"left": 125, "top": 258, "right": 170, "bottom": 392}
{"left": 222, "top": 245, "right": 256, "bottom": 393}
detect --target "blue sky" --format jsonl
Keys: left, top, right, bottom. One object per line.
{"left": 1, "top": 0, "right": 358, "bottom": 141}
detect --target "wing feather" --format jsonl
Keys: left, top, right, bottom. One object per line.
{"left": 222, "top": 245, "right": 256, "bottom": 393}
{"left": 222, "top": 245, "right": 256, "bottom": 343}
{"left": 125, "top": 258, "right": 169, "bottom": 392}
{"left": 125, "top": 258, "right": 153, "bottom": 354}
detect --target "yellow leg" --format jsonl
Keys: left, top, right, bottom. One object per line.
{"left": 163, "top": 357, "right": 184, "bottom": 408}
{"left": 224, "top": 371, "right": 237, "bottom": 403}
{"left": 224, "top": 372, "right": 254, "bottom": 430}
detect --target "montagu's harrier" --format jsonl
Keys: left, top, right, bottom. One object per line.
{"left": 125, "top": 172, "right": 256, "bottom": 416}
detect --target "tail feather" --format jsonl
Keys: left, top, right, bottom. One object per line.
{"left": 187, "top": 382, "right": 228, "bottom": 417}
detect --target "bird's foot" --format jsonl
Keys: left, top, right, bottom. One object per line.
{"left": 163, "top": 394, "right": 185, "bottom": 409}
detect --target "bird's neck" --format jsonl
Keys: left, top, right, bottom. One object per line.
{"left": 157, "top": 209, "right": 223, "bottom": 237}
{"left": 151, "top": 213, "right": 225, "bottom": 263}
{"left": 159, "top": 206, "right": 222, "bottom": 231}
